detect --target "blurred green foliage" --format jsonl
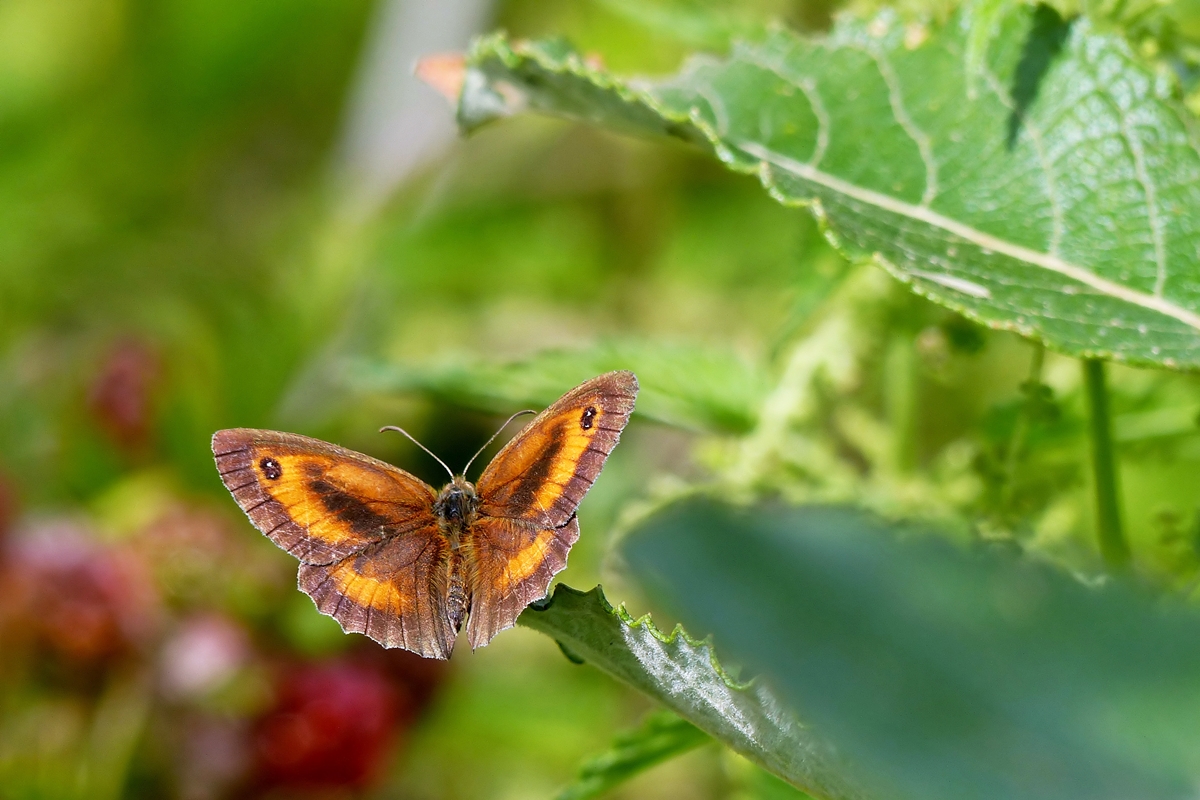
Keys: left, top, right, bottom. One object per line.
{"left": 6, "top": 0, "right": 1200, "bottom": 798}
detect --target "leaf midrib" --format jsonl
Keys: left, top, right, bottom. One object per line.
{"left": 736, "top": 141, "right": 1200, "bottom": 331}
{"left": 666, "top": 26, "right": 1196, "bottom": 333}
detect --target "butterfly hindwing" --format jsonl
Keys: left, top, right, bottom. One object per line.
{"left": 299, "top": 533, "right": 457, "bottom": 659}
{"left": 464, "top": 515, "right": 579, "bottom": 650}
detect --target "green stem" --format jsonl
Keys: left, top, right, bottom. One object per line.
{"left": 1000, "top": 343, "right": 1045, "bottom": 515}
{"left": 1082, "top": 359, "right": 1130, "bottom": 568}
{"left": 885, "top": 335, "right": 917, "bottom": 474}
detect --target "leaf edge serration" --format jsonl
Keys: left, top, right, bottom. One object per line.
{"left": 521, "top": 583, "right": 754, "bottom": 690}
{"left": 518, "top": 584, "right": 872, "bottom": 800}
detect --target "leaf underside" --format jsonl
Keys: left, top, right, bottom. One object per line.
{"left": 460, "top": 9, "right": 1200, "bottom": 368}
{"left": 518, "top": 585, "right": 871, "bottom": 800}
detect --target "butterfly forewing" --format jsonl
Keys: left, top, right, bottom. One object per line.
{"left": 475, "top": 371, "right": 638, "bottom": 528}
{"left": 213, "top": 429, "right": 438, "bottom": 564}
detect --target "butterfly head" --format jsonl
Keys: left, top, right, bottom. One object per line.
{"left": 434, "top": 476, "right": 478, "bottom": 526}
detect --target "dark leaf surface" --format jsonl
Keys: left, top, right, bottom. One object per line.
{"left": 620, "top": 498, "right": 1200, "bottom": 800}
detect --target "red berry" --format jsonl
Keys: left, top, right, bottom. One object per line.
{"left": 248, "top": 660, "right": 400, "bottom": 791}
{"left": 87, "top": 339, "right": 160, "bottom": 453}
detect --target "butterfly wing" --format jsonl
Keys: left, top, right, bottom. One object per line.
{"left": 474, "top": 371, "right": 638, "bottom": 528}
{"left": 212, "top": 429, "right": 456, "bottom": 658}
{"left": 467, "top": 371, "right": 638, "bottom": 649}
{"left": 464, "top": 515, "right": 579, "bottom": 650}
{"left": 299, "top": 536, "right": 456, "bottom": 659}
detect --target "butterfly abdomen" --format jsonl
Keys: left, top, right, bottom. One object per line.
{"left": 446, "top": 552, "right": 470, "bottom": 633}
{"left": 435, "top": 478, "right": 478, "bottom": 635}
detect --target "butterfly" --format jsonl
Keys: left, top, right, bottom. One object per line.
{"left": 211, "top": 371, "right": 638, "bottom": 659}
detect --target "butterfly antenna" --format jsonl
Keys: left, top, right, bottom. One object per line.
{"left": 462, "top": 409, "right": 537, "bottom": 478}
{"left": 379, "top": 425, "right": 455, "bottom": 480}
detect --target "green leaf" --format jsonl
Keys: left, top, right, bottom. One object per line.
{"left": 351, "top": 340, "right": 768, "bottom": 433}
{"left": 619, "top": 497, "right": 1200, "bottom": 800}
{"left": 517, "top": 585, "right": 872, "bottom": 800}
{"left": 461, "top": 9, "right": 1200, "bottom": 368}
{"left": 555, "top": 710, "right": 711, "bottom": 800}
{"left": 595, "top": 0, "right": 788, "bottom": 49}
{"left": 964, "top": 0, "right": 1016, "bottom": 97}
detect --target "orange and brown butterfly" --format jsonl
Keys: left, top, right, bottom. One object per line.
{"left": 211, "top": 371, "right": 637, "bottom": 659}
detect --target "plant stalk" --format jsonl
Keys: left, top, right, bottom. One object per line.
{"left": 1082, "top": 358, "right": 1130, "bottom": 568}
{"left": 1001, "top": 343, "right": 1045, "bottom": 514}
{"left": 886, "top": 335, "right": 917, "bottom": 474}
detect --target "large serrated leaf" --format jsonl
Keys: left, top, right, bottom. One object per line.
{"left": 517, "top": 585, "right": 871, "bottom": 800}
{"left": 619, "top": 497, "right": 1200, "bottom": 800}
{"left": 460, "top": 9, "right": 1200, "bottom": 368}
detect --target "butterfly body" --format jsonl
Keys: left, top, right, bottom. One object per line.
{"left": 212, "top": 371, "right": 637, "bottom": 659}
{"left": 432, "top": 476, "right": 477, "bottom": 633}
{"left": 434, "top": 477, "right": 476, "bottom": 526}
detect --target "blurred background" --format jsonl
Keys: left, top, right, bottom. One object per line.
{"left": 5, "top": 0, "right": 1200, "bottom": 798}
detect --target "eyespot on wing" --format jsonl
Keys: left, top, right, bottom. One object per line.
{"left": 212, "top": 428, "right": 438, "bottom": 565}
{"left": 475, "top": 371, "right": 637, "bottom": 527}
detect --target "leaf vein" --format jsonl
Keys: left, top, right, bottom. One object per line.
{"left": 980, "top": 65, "right": 1065, "bottom": 256}
{"left": 1118, "top": 107, "right": 1167, "bottom": 297}
{"left": 864, "top": 44, "right": 938, "bottom": 206}
{"left": 738, "top": 51, "right": 829, "bottom": 167}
